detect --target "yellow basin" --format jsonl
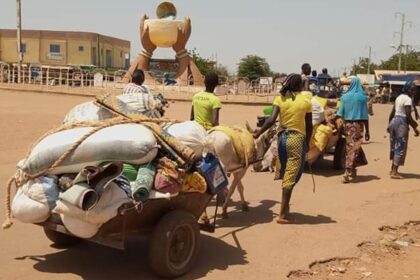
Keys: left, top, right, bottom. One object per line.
{"left": 145, "top": 19, "right": 183, "bottom": 48}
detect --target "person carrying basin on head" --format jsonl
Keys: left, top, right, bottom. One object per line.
{"left": 254, "top": 73, "right": 313, "bottom": 224}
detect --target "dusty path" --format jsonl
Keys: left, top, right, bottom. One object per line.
{"left": 0, "top": 90, "right": 420, "bottom": 279}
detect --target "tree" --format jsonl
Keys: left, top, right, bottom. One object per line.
{"left": 379, "top": 51, "right": 420, "bottom": 71}
{"left": 351, "top": 57, "right": 378, "bottom": 75}
{"left": 190, "top": 48, "right": 215, "bottom": 76}
{"left": 189, "top": 48, "right": 230, "bottom": 77}
{"left": 237, "top": 55, "right": 272, "bottom": 81}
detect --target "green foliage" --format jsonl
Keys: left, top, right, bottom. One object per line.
{"left": 189, "top": 48, "right": 230, "bottom": 78}
{"left": 237, "top": 55, "right": 272, "bottom": 81}
{"left": 351, "top": 57, "right": 378, "bottom": 75}
{"left": 379, "top": 51, "right": 420, "bottom": 71}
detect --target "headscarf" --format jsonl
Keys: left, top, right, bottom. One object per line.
{"left": 343, "top": 76, "right": 365, "bottom": 96}
{"left": 401, "top": 79, "right": 415, "bottom": 95}
{"left": 337, "top": 77, "right": 369, "bottom": 121}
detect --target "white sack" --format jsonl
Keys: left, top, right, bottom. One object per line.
{"left": 165, "top": 121, "right": 210, "bottom": 157}
{"left": 63, "top": 101, "right": 115, "bottom": 125}
{"left": 11, "top": 176, "right": 59, "bottom": 224}
{"left": 18, "top": 124, "right": 158, "bottom": 175}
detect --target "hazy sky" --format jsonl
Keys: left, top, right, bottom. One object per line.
{"left": 1, "top": 0, "right": 419, "bottom": 75}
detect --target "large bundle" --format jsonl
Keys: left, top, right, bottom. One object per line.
{"left": 18, "top": 124, "right": 158, "bottom": 176}
{"left": 63, "top": 101, "right": 116, "bottom": 125}
{"left": 164, "top": 121, "right": 210, "bottom": 158}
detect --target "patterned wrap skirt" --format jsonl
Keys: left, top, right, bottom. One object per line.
{"left": 389, "top": 116, "right": 409, "bottom": 166}
{"left": 344, "top": 121, "right": 368, "bottom": 171}
{"left": 275, "top": 129, "right": 307, "bottom": 190}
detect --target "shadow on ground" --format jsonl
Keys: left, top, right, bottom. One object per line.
{"left": 15, "top": 233, "right": 248, "bottom": 279}
{"left": 288, "top": 213, "right": 337, "bottom": 225}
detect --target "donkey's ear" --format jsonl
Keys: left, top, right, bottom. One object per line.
{"left": 245, "top": 121, "right": 255, "bottom": 133}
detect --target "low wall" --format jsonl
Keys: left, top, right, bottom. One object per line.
{"left": 0, "top": 83, "right": 274, "bottom": 105}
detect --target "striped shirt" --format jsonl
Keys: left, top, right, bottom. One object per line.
{"left": 122, "top": 83, "right": 150, "bottom": 95}
{"left": 119, "top": 83, "right": 155, "bottom": 114}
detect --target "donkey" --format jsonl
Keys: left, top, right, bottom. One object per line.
{"left": 206, "top": 125, "right": 276, "bottom": 218}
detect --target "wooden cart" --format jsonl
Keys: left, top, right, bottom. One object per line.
{"left": 38, "top": 192, "right": 214, "bottom": 278}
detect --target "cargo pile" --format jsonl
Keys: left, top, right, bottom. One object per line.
{"left": 4, "top": 106, "right": 228, "bottom": 238}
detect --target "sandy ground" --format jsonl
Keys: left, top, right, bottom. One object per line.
{"left": 1, "top": 89, "right": 420, "bottom": 280}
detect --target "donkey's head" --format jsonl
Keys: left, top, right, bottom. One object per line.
{"left": 246, "top": 121, "right": 277, "bottom": 160}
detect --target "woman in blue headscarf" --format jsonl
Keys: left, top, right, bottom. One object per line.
{"left": 337, "top": 77, "right": 370, "bottom": 183}
{"left": 387, "top": 80, "right": 419, "bottom": 179}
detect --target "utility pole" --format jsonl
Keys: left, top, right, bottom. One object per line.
{"left": 16, "top": 0, "right": 22, "bottom": 83}
{"left": 404, "top": 44, "right": 409, "bottom": 73}
{"left": 367, "top": 45, "right": 372, "bottom": 75}
{"left": 395, "top": 12, "right": 411, "bottom": 73}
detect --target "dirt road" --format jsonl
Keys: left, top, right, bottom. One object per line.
{"left": 1, "top": 90, "right": 419, "bottom": 279}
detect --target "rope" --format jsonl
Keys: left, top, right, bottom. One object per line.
{"left": 308, "top": 163, "right": 316, "bottom": 193}
{"left": 2, "top": 176, "right": 18, "bottom": 229}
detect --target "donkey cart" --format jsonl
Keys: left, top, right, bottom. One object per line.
{"left": 38, "top": 192, "right": 214, "bottom": 278}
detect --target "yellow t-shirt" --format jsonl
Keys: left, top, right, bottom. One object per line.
{"left": 192, "top": 91, "right": 222, "bottom": 130}
{"left": 273, "top": 92, "right": 312, "bottom": 135}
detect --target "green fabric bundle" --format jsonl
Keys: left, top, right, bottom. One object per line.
{"left": 131, "top": 164, "right": 156, "bottom": 202}
{"left": 122, "top": 163, "right": 139, "bottom": 182}
{"left": 263, "top": 106, "right": 274, "bottom": 116}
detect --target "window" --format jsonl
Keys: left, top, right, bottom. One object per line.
{"left": 78, "top": 46, "right": 84, "bottom": 52}
{"left": 21, "top": 43, "right": 26, "bottom": 53}
{"left": 50, "top": 44, "right": 60, "bottom": 53}
{"left": 120, "top": 51, "right": 123, "bottom": 58}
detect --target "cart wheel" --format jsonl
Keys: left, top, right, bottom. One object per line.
{"left": 333, "top": 137, "right": 346, "bottom": 170}
{"left": 149, "top": 210, "right": 200, "bottom": 278}
{"left": 43, "top": 228, "right": 81, "bottom": 247}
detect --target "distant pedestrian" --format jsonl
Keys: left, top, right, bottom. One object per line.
{"left": 301, "top": 63, "right": 312, "bottom": 91}
{"left": 337, "top": 77, "right": 370, "bottom": 183}
{"left": 387, "top": 80, "right": 420, "bottom": 179}
{"left": 191, "top": 72, "right": 221, "bottom": 130}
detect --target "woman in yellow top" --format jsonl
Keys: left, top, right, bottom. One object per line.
{"left": 254, "top": 74, "right": 313, "bottom": 224}
{"left": 190, "top": 73, "right": 221, "bottom": 130}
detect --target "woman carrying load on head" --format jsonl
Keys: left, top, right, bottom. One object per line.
{"left": 388, "top": 80, "right": 420, "bottom": 179}
{"left": 337, "top": 77, "right": 370, "bottom": 184}
{"left": 254, "top": 74, "right": 313, "bottom": 224}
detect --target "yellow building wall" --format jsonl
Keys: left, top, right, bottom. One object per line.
{"left": 39, "top": 39, "right": 67, "bottom": 65}
{"left": 112, "top": 46, "right": 130, "bottom": 68}
{"left": 0, "top": 32, "right": 129, "bottom": 68}
{"left": 67, "top": 39, "right": 92, "bottom": 65}
{"left": 0, "top": 37, "right": 41, "bottom": 64}
{"left": 0, "top": 38, "right": 18, "bottom": 63}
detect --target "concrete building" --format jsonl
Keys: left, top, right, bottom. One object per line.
{"left": 0, "top": 29, "right": 130, "bottom": 69}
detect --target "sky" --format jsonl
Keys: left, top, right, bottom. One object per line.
{"left": 1, "top": 0, "right": 419, "bottom": 75}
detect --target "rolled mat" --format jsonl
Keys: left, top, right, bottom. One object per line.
{"left": 131, "top": 164, "right": 156, "bottom": 202}
{"left": 59, "top": 183, "right": 98, "bottom": 211}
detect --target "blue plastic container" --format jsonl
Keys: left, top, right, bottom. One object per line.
{"left": 197, "top": 153, "right": 229, "bottom": 195}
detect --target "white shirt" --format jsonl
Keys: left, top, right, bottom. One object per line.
{"left": 395, "top": 94, "right": 412, "bottom": 117}
{"left": 311, "top": 97, "right": 325, "bottom": 125}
